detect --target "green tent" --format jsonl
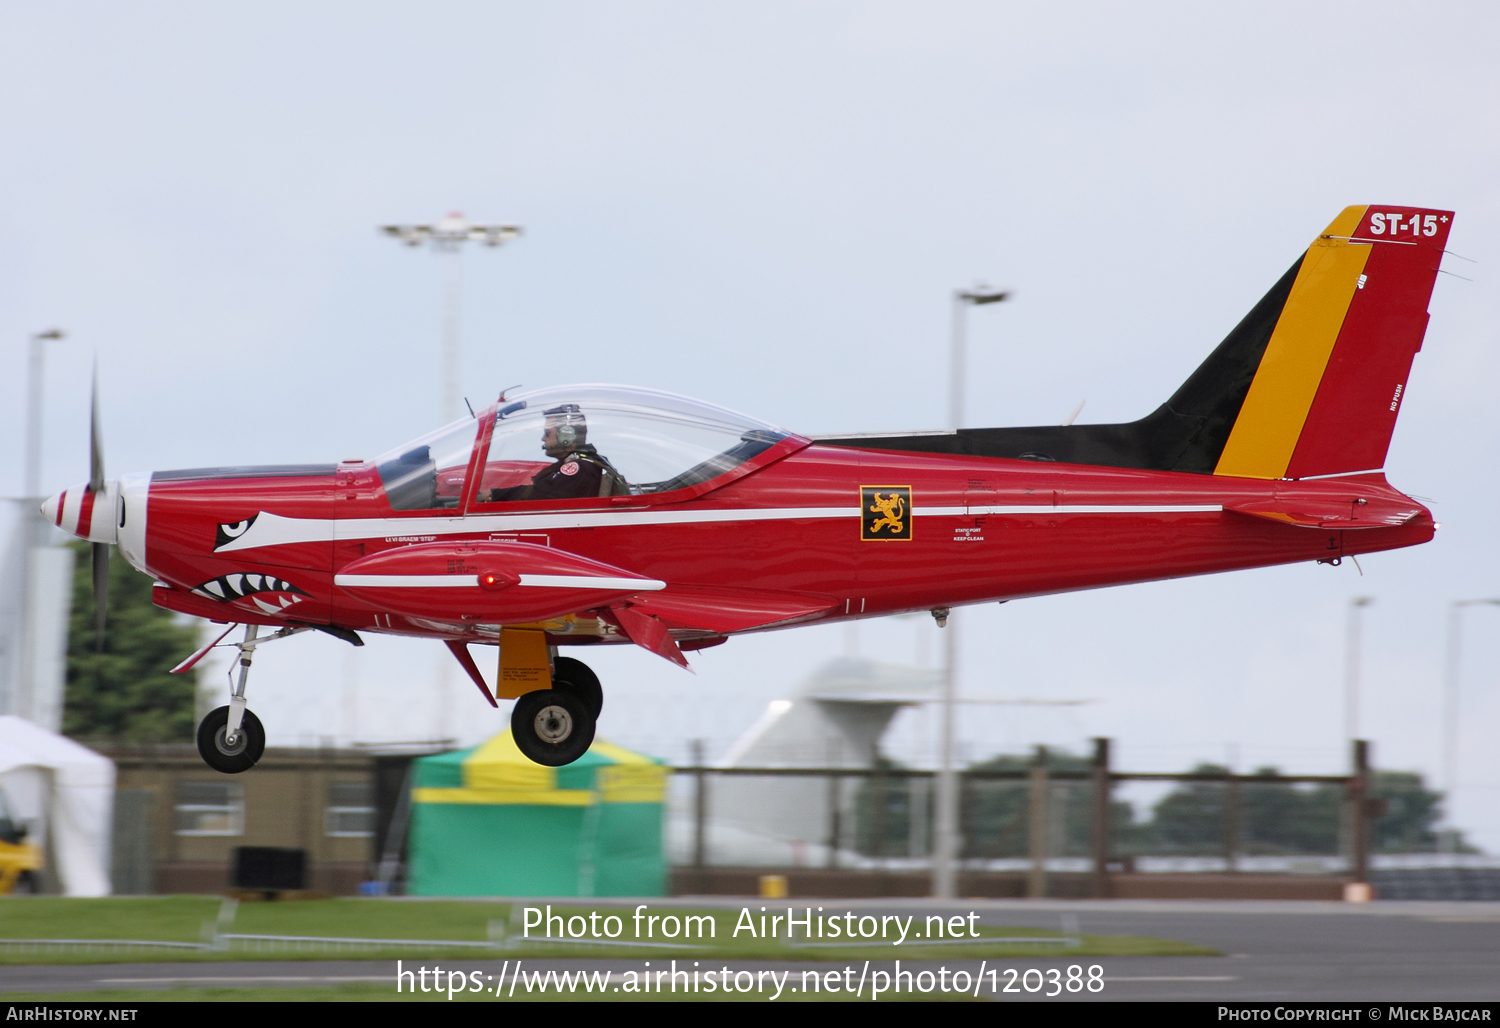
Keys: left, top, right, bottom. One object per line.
{"left": 407, "top": 731, "right": 667, "bottom": 897}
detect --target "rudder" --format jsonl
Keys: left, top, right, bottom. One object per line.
{"left": 1213, "top": 205, "right": 1452, "bottom": 480}
{"left": 811, "top": 204, "right": 1453, "bottom": 479}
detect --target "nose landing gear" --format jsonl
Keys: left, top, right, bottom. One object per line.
{"left": 194, "top": 624, "right": 291, "bottom": 774}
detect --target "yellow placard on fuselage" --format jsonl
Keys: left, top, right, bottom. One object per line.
{"left": 497, "top": 627, "right": 552, "bottom": 699}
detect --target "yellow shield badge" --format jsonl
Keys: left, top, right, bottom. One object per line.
{"left": 861, "top": 486, "right": 912, "bottom": 541}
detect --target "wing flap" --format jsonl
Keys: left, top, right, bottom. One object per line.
{"left": 631, "top": 586, "right": 838, "bottom": 633}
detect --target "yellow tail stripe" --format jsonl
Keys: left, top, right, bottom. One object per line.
{"left": 1214, "top": 206, "right": 1370, "bottom": 479}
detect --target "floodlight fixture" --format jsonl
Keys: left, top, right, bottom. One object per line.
{"left": 380, "top": 212, "right": 524, "bottom": 422}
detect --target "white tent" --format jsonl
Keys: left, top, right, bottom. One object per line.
{"left": 0, "top": 716, "right": 114, "bottom": 896}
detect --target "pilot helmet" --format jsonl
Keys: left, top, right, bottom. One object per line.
{"left": 543, "top": 404, "right": 587, "bottom": 447}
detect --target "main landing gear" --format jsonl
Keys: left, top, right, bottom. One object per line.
{"left": 196, "top": 624, "right": 309, "bottom": 774}
{"left": 510, "top": 655, "right": 603, "bottom": 767}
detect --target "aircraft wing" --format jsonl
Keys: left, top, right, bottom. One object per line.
{"left": 631, "top": 585, "right": 838, "bottom": 634}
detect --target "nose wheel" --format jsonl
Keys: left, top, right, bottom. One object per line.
{"left": 197, "top": 705, "right": 266, "bottom": 773}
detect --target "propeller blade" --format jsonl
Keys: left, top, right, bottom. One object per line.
{"left": 89, "top": 363, "right": 109, "bottom": 650}
{"left": 92, "top": 541, "right": 109, "bottom": 652}
{"left": 89, "top": 363, "right": 105, "bottom": 493}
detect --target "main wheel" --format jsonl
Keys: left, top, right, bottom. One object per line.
{"left": 196, "top": 706, "right": 266, "bottom": 774}
{"left": 511, "top": 689, "right": 595, "bottom": 767}
{"left": 552, "top": 656, "right": 603, "bottom": 719}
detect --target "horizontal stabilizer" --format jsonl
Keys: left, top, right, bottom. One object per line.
{"left": 1224, "top": 474, "right": 1428, "bottom": 529}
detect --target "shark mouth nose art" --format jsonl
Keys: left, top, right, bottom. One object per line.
{"left": 192, "top": 573, "right": 309, "bottom": 615}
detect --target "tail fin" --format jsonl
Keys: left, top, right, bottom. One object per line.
{"left": 1210, "top": 205, "right": 1452, "bottom": 479}
{"left": 815, "top": 205, "right": 1453, "bottom": 477}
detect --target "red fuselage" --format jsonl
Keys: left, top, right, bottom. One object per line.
{"left": 127, "top": 429, "right": 1431, "bottom": 652}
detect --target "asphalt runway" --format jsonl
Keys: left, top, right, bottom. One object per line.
{"left": 2, "top": 899, "right": 1497, "bottom": 1002}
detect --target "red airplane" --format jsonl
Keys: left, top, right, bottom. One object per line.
{"left": 45, "top": 205, "right": 1452, "bottom": 774}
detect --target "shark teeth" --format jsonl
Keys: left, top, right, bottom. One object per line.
{"left": 192, "top": 572, "right": 308, "bottom": 603}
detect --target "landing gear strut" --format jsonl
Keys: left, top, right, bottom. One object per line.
{"left": 510, "top": 656, "right": 601, "bottom": 767}
{"left": 196, "top": 624, "right": 271, "bottom": 774}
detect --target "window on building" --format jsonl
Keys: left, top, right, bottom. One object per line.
{"left": 174, "top": 782, "right": 244, "bottom": 836}
{"left": 325, "top": 781, "right": 375, "bottom": 837}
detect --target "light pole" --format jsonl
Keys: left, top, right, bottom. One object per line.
{"left": 24, "top": 329, "right": 65, "bottom": 497}
{"left": 1344, "top": 597, "right": 1374, "bottom": 749}
{"left": 381, "top": 213, "right": 522, "bottom": 423}
{"left": 933, "top": 284, "right": 1010, "bottom": 900}
{"left": 948, "top": 286, "right": 1010, "bottom": 430}
{"left": 1442, "top": 598, "right": 1500, "bottom": 848}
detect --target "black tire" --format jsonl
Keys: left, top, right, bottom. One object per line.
{"left": 511, "top": 689, "right": 595, "bottom": 767}
{"left": 196, "top": 705, "right": 266, "bottom": 774}
{"left": 552, "top": 656, "right": 603, "bottom": 719}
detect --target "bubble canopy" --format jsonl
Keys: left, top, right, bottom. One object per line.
{"left": 374, "top": 385, "right": 798, "bottom": 510}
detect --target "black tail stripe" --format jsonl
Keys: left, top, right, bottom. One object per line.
{"left": 814, "top": 255, "right": 1305, "bottom": 474}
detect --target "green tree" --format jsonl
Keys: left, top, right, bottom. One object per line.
{"left": 1371, "top": 771, "right": 1448, "bottom": 853}
{"left": 62, "top": 543, "right": 202, "bottom": 741}
{"left": 958, "top": 752, "right": 1110, "bottom": 859}
{"left": 1140, "top": 764, "right": 1458, "bottom": 856}
{"left": 1145, "top": 763, "right": 1235, "bottom": 855}
{"left": 852, "top": 749, "right": 1140, "bottom": 860}
{"left": 1144, "top": 764, "right": 1343, "bottom": 855}
{"left": 1241, "top": 770, "right": 1340, "bottom": 855}
{"left": 853, "top": 757, "right": 919, "bottom": 857}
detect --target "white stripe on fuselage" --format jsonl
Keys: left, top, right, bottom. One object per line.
{"left": 214, "top": 503, "right": 1226, "bottom": 555}
{"left": 333, "top": 573, "right": 667, "bottom": 591}
{"left": 969, "top": 504, "right": 1222, "bottom": 516}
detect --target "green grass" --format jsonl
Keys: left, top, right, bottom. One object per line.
{"left": 0, "top": 897, "right": 1218, "bottom": 965}
{"left": 0, "top": 896, "right": 220, "bottom": 942}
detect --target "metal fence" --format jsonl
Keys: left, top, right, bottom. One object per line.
{"left": 669, "top": 738, "right": 1389, "bottom": 895}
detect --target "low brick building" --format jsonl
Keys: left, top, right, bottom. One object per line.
{"left": 98, "top": 744, "right": 388, "bottom": 895}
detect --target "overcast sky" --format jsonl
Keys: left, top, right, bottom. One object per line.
{"left": 4, "top": 3, "right": 1499, "bottom": 846}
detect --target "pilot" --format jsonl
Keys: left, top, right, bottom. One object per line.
{"left": 490, "top": 405, "right": 629, "bottom": 501}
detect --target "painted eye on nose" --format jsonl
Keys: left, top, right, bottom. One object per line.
{"left": 214, "top": 513, "right": 260, "bottom": 550}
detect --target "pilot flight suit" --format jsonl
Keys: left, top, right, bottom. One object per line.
{"left": 490, "top": 445, "right": 628, "bottom": 502}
